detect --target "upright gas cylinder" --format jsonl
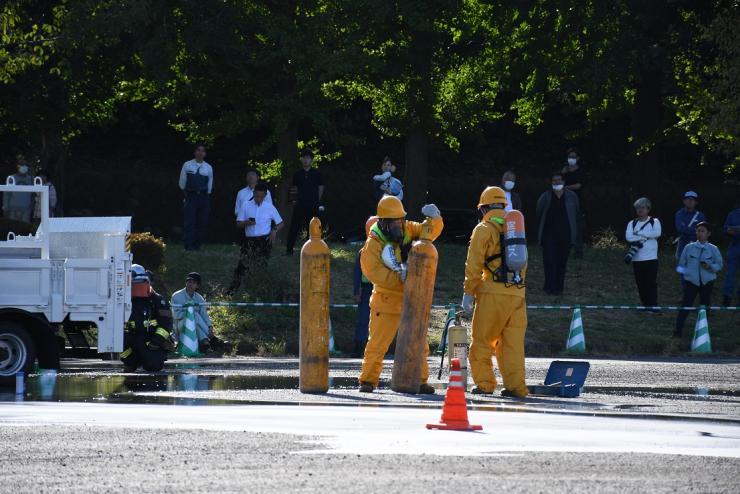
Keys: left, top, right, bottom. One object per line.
{"left": 504, "top": 209, "right": 527, "bottom": 285}
{"left": 447, "top": 315, "right": 469, "bottom": 389}
{"left": 391, "top": 218, "right": 439, "bottom": 394}
{"left": 299, "top": 217, "right": 330, "bottom": 393}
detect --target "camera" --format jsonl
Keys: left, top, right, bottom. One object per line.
{"left": 623, "top": 241, "right": 644, "bottom": 264}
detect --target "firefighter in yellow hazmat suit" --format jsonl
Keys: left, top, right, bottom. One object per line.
{"left": 359, "top": 195, "right": 444, "bottom": 393}
{"left": 462, "top": 186, "right": 529, "bottom": 397}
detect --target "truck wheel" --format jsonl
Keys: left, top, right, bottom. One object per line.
{"left": 0, "top": 322, "right": 36, "bottom": 377}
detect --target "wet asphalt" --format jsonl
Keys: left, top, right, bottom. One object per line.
{"left": 1, "top": 356, "right": 739, "bottom": 492}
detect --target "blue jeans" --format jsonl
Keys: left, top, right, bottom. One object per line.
{"left": 183, "top": 193, "right": 210, "bottom": 250}
{"left": 723, "top": 245, "right": 740, "bottom": 298}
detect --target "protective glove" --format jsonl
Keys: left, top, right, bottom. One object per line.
{"left": 398, "top": 263, "right": 408, "bottom": 283}
{"left": 373, "top": 171, "right": 392, "bottom": 182}
{"left": 421, "top": 203, "right": 441, "bottom": 219}
{"left": 381, "top": 244, "right": 404, "bottom": 272}
{"left": 461, "top": 293, "right": 475, "bottom": 316}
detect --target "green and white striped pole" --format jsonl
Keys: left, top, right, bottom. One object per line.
{"left": 179, "top": 304, "right": 202, "bottom": 357}
{"left": 690, "top": 307, "right": 712, "bottom": 353}
{"left": 565, "top": 307, "right": 586, "bottom": 353}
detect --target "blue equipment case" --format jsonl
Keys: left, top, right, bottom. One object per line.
{"left": 528, "top": 360, "right": 590, "bottom": 398}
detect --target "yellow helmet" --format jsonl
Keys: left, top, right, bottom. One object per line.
{"left": 477, "top": 186, "right": 507, "bottom": 208}
{"left": 377, "top": 196, "right": 406, "bottom": 219}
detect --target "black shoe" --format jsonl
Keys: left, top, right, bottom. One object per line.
{"left": 471, "top": 386, "right": 493, "bottom": 395}
{"left": 418, "top": 383, "right": 435, "bottom": 395}
{"left": 359, "top": 382, "right": 374, "bottom": 393}
{"left": 723, "top": 296, "right": 732, "bottom": 307}
{"left": 123, "top": 364, "right": 138, "bottom": 373}
{"left": 500, "top": 389, "right": 518, "bottom": 398}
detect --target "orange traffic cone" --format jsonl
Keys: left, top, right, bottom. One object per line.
{"left": 426, "top": 358, "right": 482, "bottom": 431}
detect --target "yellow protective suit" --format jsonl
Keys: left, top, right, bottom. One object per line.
{"left": 464, "top": 210, "right": 528, "bottom": 396}
{"left": 359, "top": 216, "right": 444, "bottom": 387}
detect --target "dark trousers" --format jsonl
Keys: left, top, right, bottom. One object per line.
{"left": 286, "top": 203, "right": 318, "bottom": 253}
{"left": 675, "top": 281, "right": 714, "bottom": 336}
{"left": 229, "top": 235, "right": 271, "bottom": 293}
{"left": 632, "top": 259, "right": 658, "bottom": 307}
{"left": 542, "top": 236, "right": 571, "bottom": 294}
{"left": 183, "top": 193, "right": 210, "bottom": 250}
{"left": 354, "top": 284, "right": 372, "bottom": 347}
{"left": 574, "top": 212, "right": 585, "bottom": 259}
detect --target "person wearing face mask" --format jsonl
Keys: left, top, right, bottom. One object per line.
{"left": 562, "top": 148, "right": 585, "bottom": 259}
{"left": 358, "top": 195, "right": 444, "bottom": 393}
{"left": 536, "top": 171, "right": 580, "bottom": 295}
{"left": 500, "top": 170, "right": 521, "bottom": 213}
{"left": 2, "top": 156, "right": 34, "bottom": 223}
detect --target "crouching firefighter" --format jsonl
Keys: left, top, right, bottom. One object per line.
{"left": 461, "top": 186, "right": 529, "bottom": 397}
{"left": 121, "top": 264, "right": 175, "bottom": 372}
{"left": 358, "top": 195, "right": 444, "bottom": 393}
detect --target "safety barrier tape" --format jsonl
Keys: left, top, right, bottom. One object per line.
{"left": 170, "top": 302, "right": 739, "bottom": 311}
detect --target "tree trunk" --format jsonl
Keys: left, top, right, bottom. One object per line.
{"left": 629, "top": 65, "right": 663, "bottom": 196}
{"left": 403, "top": 128, "right": 429, "bottom": 220}
{"left": 276, "top": 122, "right": 298, "bottom": 239}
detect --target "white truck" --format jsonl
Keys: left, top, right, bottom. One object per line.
{"left": 0, "top": 177, "right": 132, "bottom": 378}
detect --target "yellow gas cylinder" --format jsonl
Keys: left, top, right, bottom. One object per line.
{"left": 391, "top": 218, "right": 439, "bottom": 394}
{"left": 447, "top": 315, "right": 469, "bottom": 389}
{"left": 299, "top": 217, "right": 330, "bottom": 393}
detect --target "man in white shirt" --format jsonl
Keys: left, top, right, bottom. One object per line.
{"left": 234, "top": 167, "right": 272, "bottom": 217}
{"left": 178, "top": 144, "right": 213, "bottom": 251}
{"left": 227, "top": 183, "right": 284, "bottom": 295}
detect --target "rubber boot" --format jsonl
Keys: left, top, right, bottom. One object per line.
{"left": 359, "top": 381, "right": 374, "bottom": 393}
{"left": 418, "top": 383, "right": 435, "bottom": 395}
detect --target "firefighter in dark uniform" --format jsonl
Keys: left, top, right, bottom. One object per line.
{"left": 121, "top": 264, "right": 174, "bottom": 372}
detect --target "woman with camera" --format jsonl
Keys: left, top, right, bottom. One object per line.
{"left": 625, "top": 197, "right": 662, "bottom": 309}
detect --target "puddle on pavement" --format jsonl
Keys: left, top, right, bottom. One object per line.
{"left": 0, "top": 372, "right": 366, "bottom": 405}
{"left": 1, "top": 370, "right": 737, "bottom": 411}
{"left": 583, "top": 386, "right": 740, "bottom": 398}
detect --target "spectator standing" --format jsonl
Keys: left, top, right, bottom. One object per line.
{"left": 234, "top": 167, "right": 272, "bottom": 217}
{"left": 674, "top": 222, "right": 723, "bottom": 337}
{"left": 536, "top": 171, "right": 580, "bottom": 295}
{"left": 178, "top": 144, "right": 213, "bottom": 251}
{"left": 32, "top": 168, "right": 58, "bottom": 222}
{"left": 372, "top": 156, "right": 403, "bottom": 202}
{"left": 2, "top": 156, "right": 34, "bottom": 222}
{"left": 285, "top": 150, "right": 323, "bottom": 255}
{"left": 227, "top": 183, "right": 284, "bottom": 294}
{"left": 674, "top": 190, "right": 705, "bottom": 260}
{"left": 561, "top": 148, "right": 585, "bottom": 259}
{"left": 625, "top": 197, "right": 662, "bottom": 309}
{"left": 722, "top": 201, "right": 740, "bottom": 306}
{"left": 171, "top": 272, "right": 217, "bottom": 354}
{"left": 501, "top": 170, "right": 522, "bottom": 212}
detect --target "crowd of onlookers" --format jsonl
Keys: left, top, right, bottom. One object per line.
{"left": 172, "top": 142, "right": 738, "bottom": 355}
{"left": 3, "top": 145, "right": 738, "bottom": 350}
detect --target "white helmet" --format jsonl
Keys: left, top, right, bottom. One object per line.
{"left": 131, "top": 264, "right": 150, "bottom": 284}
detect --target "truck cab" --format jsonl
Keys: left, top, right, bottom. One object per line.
{"left": 0, "top": 176, "right": 132, "bottom": 377}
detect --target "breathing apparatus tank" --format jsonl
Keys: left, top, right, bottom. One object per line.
{"left": 503, "top": 209, "right": 527, "bottom": 286}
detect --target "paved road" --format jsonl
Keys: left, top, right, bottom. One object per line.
{"left": 1, "top": 404, "right": 739, "bottom": 493}
{"left": 2, "top": 356, "right": 739, "bottom": 492}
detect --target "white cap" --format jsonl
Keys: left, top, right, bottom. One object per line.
{"left": 131, "top": 264, "right": 150, "bottom": 284}
{"left": 683, "top": 190, "right": 698, "bottom": 199}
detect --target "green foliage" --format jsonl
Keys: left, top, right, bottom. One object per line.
{"left": 129, "top": 232, "right": 167, "bottom": 274}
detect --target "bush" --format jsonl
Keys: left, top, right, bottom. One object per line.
{"left": 0, "top": 217, "right": 35, "bottom": 238}
{"left": 129, "top": 232, "right": 167, "bottom": 273}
